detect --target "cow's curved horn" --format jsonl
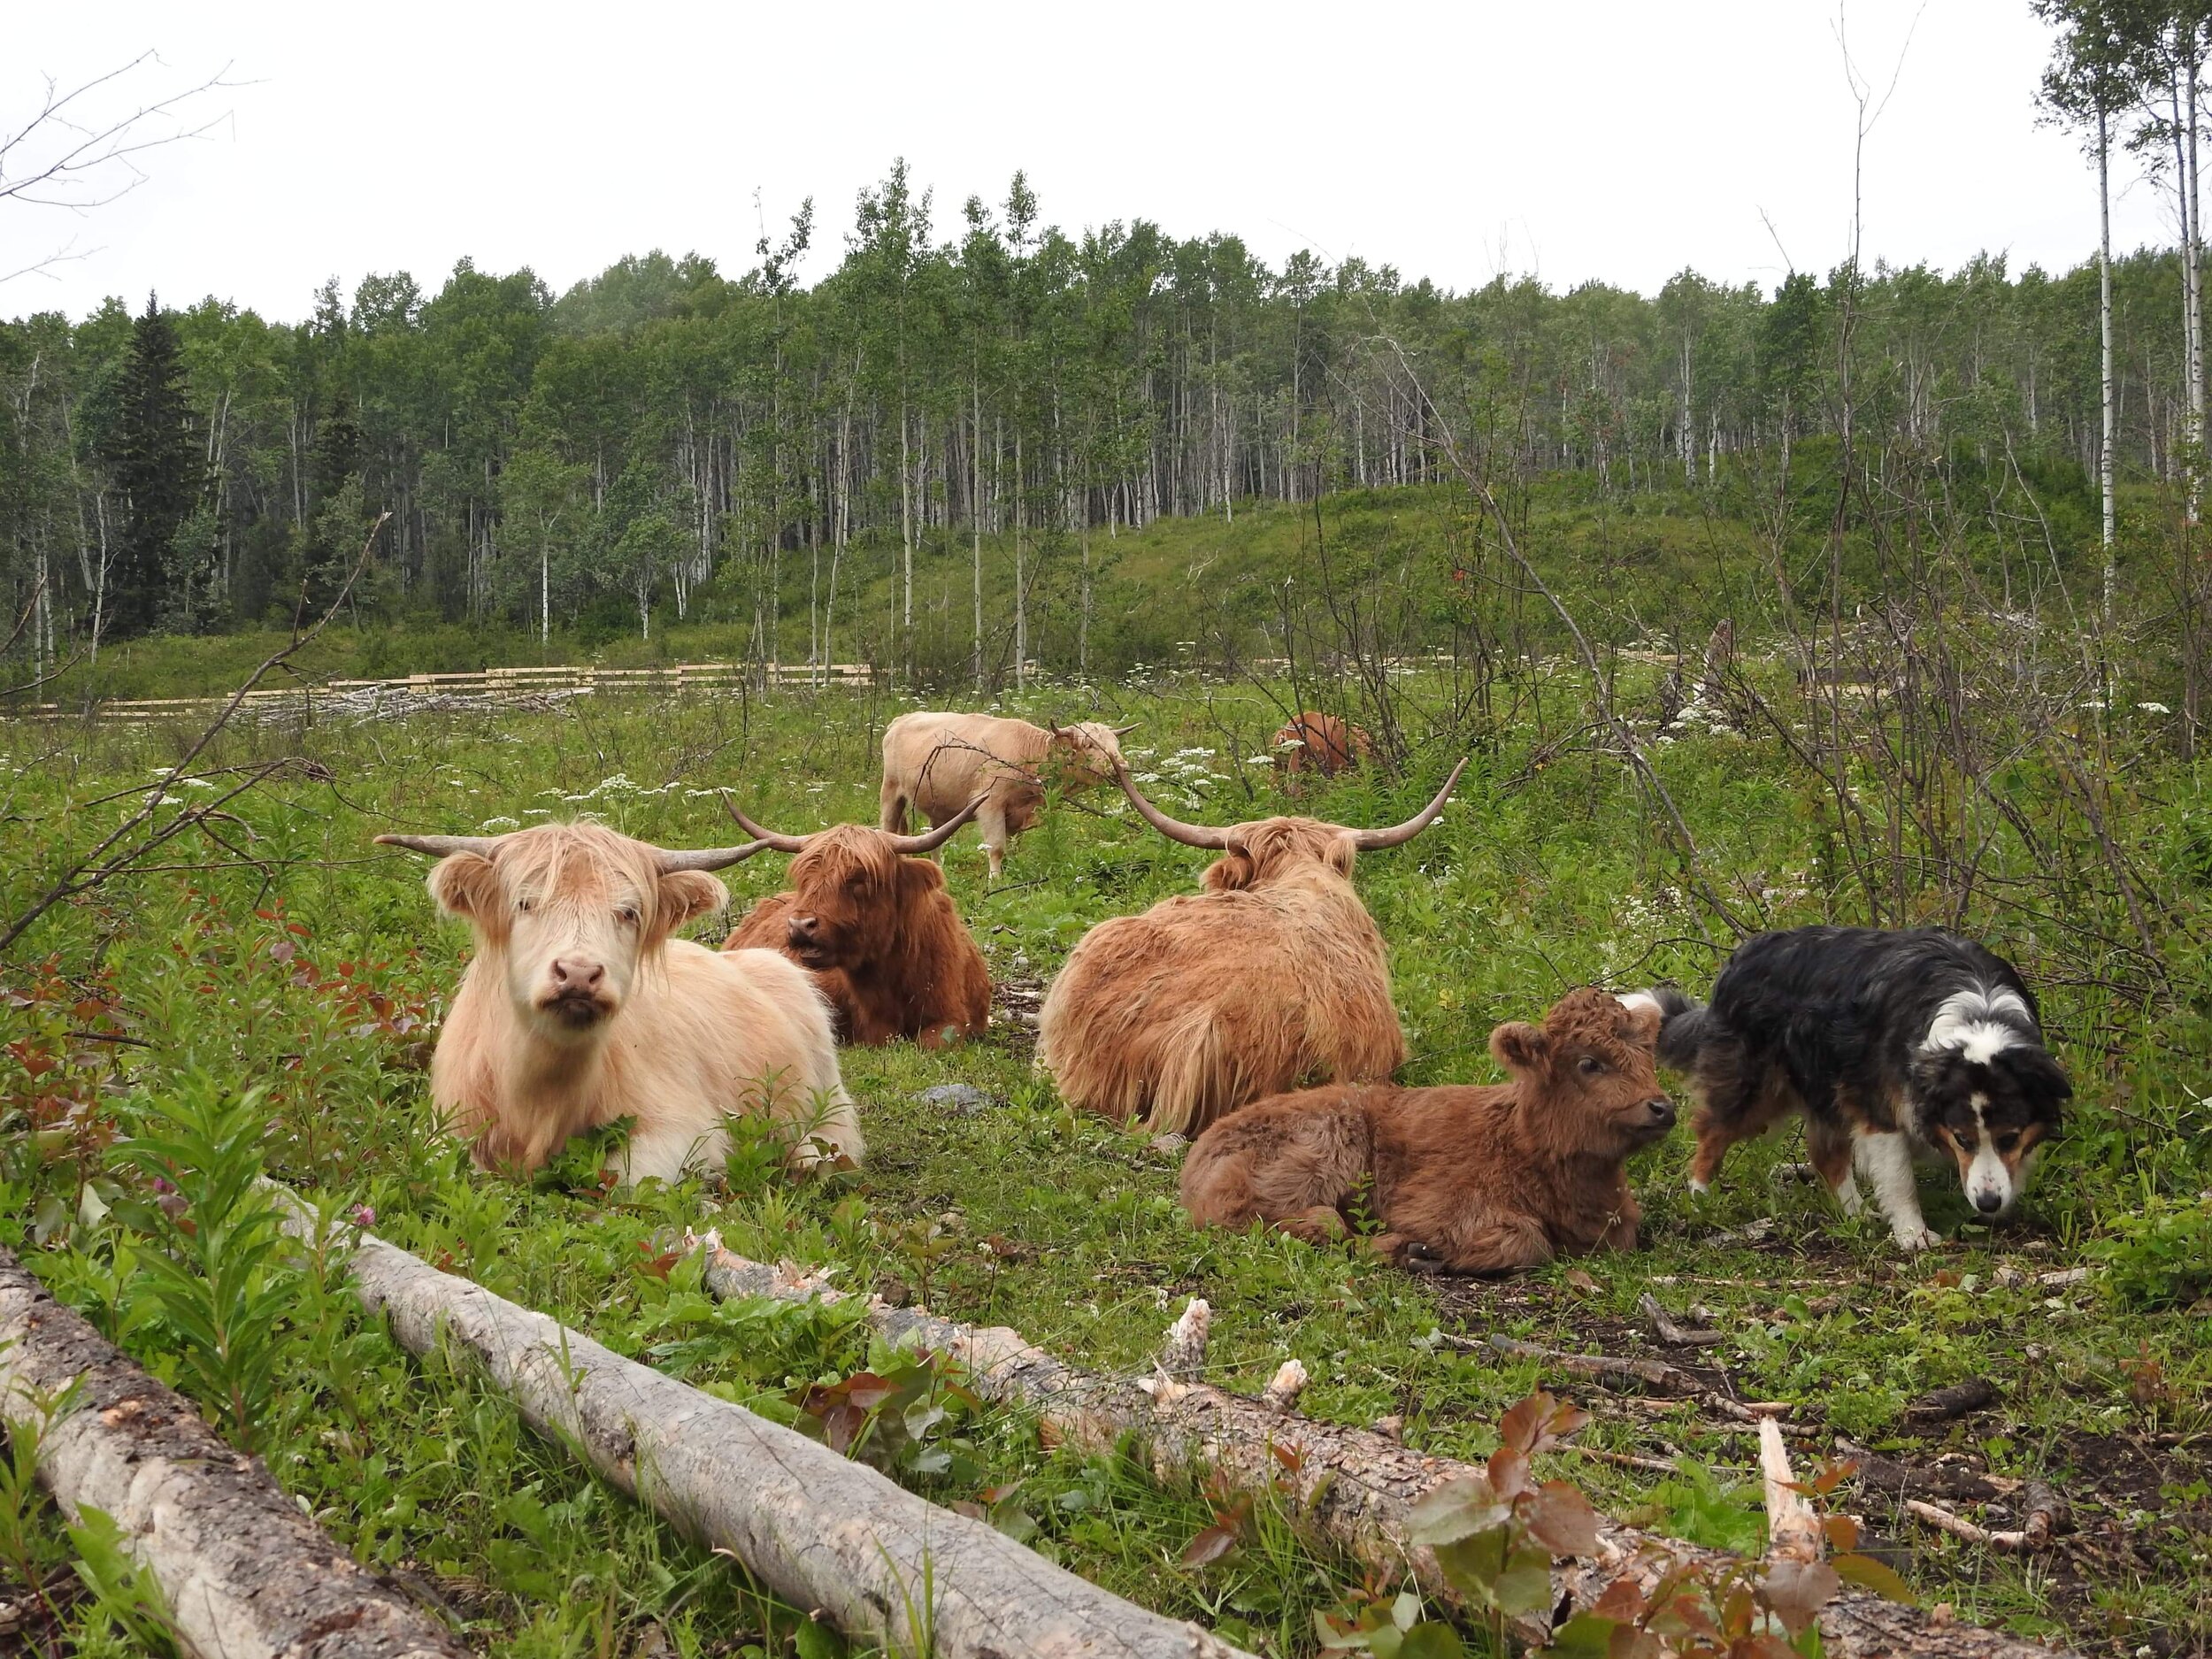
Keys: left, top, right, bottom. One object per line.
{"left": 655, "top": 839, "right": 773, "bottom": 872}
{"left": 1115, "top": 765, "right": 1233, "bottom": 849}
{"left": 375, "top": 833, "right": 503, "bottom": 858}
{"left": 1110, "top": 721, "right": 1140, "bottom": 736}
{"left": 1346, "top": 758, "right": 1470, "bottom": 851}
{"left": 886, "top": 792, "right": 986, "bottom": 855}
{"left": 720, "top": 795, "right": 812, "bottom": 854}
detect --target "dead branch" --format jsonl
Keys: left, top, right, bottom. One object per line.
{"left": 691, "top": 1238, "right": 2073, "bottom": 1659}
{"left": 1638, "top": 1292, "right": 1725, "bottom": 1348}
{"left": 0, "top": 514, "right": 386, "bottom": 957}
{"left": 266, "top": 1193, "right": 1251, "bottom": 1659}
{"left": 0, "top": 1246, "right": 471, "bottom": 1659}
{"left": 1761, "top": 1418, "right": 1825, "bottom": 1565}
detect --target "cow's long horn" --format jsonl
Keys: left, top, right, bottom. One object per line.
{"left": 1115, "top": 765, "right": 1233, "bottom": 849}
{"left": 1347, "top": 758, "right": 1470, "bottom": 851}
{"left": 885, "top": 792, "right": 986, "bottom": 855}
{"left": 1110, "top": 721, "right": 1140, "bottom": 736}
{"left": 655, "top": 839, "right": 773, "bottom": 872}
{"left": 375, "top": 833, "right": 504, "bottom": 858}
{"left": 720, "top": 795, "right": 812, "bottom": 854}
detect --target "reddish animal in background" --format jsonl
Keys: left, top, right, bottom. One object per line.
{"left": 1037, "top": 760, "right": 1466, "bottom": 1137}
{"left": 879, "top": 710, "right": 1134, "bottom": 879}
{"left": 720, "top": 795, "right": 991, "bottom": 1048}
{"left": 1179, "top": 989, "right": 1676, "bottom": 1272}
{"left": 1273, "top": 710, "right": 1373, "bottom": 781}
{"left": 378, "top": 820, "right": 860, "bottom": 1185}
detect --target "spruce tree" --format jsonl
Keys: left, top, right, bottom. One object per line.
{"left": 105, "top": 296, "right": 198, "bottom": 638}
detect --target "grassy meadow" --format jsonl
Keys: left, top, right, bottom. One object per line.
{"left": 2, "top": 658, "right": 2208, "bottom": 1658}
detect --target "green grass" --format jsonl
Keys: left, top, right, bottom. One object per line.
{"left": 1, "top": 669, "right": 2207, "bottom": 1657}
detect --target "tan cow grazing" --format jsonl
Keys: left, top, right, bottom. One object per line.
{"left": 1179, "top": 989, "right": 1677, "bottom": 1271}
{"left": 1037, "top": 759, "right": 1466, "bottom": 1138}
{"left": 1273, "top": 710, "right": 1373, "bottom": 781}
{"left": 879, "top": 711, "right": 1134, "bottom": 879}
{"left": 719, "top": 795, "right": 992, "bottom": 1048}
{"left": 377, "top": 821, "right": 861, "bottom": 1185}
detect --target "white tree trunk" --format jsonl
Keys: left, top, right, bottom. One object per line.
{"left": 2101, "top": 104, "right": 2118, "bottom": 597}
{"left": 0, "top": 1247, "right": 471, "bottom": 1659}
{"left": 693, "top": 1241, "right": 2077, "bottom": 1659}
{"left": 269, "top": 1203, "right": 1251, "bottom": 1659}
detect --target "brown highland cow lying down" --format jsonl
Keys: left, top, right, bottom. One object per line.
{"left": 1179, "top": 988, "right": 1676, "bottom": 1272}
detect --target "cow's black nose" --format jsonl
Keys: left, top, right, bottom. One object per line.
{"left": 1975, "top": 1190, "right": 2004, "bottom": 1214}
{"left": 787, "top": 915, "right": 818, "bottom": 941}
{"left": 1647, "top": 1098, "right": 1677, "bottom": 1128}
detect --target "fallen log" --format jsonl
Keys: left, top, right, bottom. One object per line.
{"left": 695, "top": 1238, "right": 2075, "bottom": 1659}
{"left": 0, "top": 1246, "right": 470, "bottom": 1659}
{"left": 269, "top": 1199, "right": 1249, "bottom": 1659}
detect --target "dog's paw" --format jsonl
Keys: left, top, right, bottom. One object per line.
{"left": 1892, "top": 1223, "right": 1943, "bottom": 1252}
{"left": 1686, "top": 1176, "right": 1710, "bottom": 1196}
{"left": 1397, "top": 1240, "right": 1451, "bottom": 1274}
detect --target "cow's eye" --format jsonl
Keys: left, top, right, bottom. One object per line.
{"left": 515, "top": 897, "right": 534, "bottom": 915}
{"left": 615, "top": 905, "right": 641, "bottom": 926}
{"left": 1578, "top": 1055, "right": 1604, "bottom": 1076}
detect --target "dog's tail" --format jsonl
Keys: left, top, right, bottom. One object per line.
{"left": 1641, "top": 983, "right": 1716, "bottom": 1072}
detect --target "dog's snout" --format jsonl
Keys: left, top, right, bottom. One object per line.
{"left": 1974, "top": 1188, "right": 2005, "bottom": 1214}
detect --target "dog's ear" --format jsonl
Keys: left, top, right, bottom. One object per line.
{"left": 2000, "top": 1044, "right": 2073, "bottom": 1117}
{"left": 1490, "top": 1020, "right": 1546, "bottom": 1073}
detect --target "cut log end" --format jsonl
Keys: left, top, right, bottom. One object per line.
{"left": 1159, "top": 1297, "right": 1212, "bottom": 1379}
{"left": 1759, "top": 1417, "right": 1824, "bottom": 1565}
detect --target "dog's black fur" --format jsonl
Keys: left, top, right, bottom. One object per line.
{"left": 1649, "top": 926, "right": 2069, "bottom": 1250}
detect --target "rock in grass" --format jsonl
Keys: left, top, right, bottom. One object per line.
{"left": 918, "top": 1083, "right": 995, "bottom": 1114}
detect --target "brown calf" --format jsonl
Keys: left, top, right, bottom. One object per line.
{"left": 1179, "top": 989, "right": 1676, "bottom": 1272}
{"left": 721, "top": 796, "right": 991, "bottom": 1048}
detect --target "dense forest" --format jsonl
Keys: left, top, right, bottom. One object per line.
{"left": 0, "top": 156, "right": 2200, "bottom": 685}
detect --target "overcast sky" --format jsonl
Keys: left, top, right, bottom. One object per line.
{"left": 3, "top": 0, "right": 2182, "bottom": 326}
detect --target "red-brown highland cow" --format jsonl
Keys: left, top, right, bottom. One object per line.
{"left": 377, "top": 820, "right": 859, "bottom": 1186}
{"left": 1035, "top": 759, "right": 1466, "bottom": 1137}
{"left": 1273, "top": 710, "right": 1373, "bottom": 780}
{"left": 721, "top": 795, "right": 992, "bottom": 1048}
{"left": 1178, "top": 988, "right": 1677, "bottom": 1271}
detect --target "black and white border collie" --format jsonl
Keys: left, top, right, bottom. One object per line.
{"left": 1635, "top": 927, "right": 2070, "bottom": 1252}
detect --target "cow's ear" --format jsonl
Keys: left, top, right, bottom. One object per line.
{"left": 1490, "top": 1021, "right": 1546, "bottom": 1073}
{"left": 1202, "top": 849, "right": 1258, "bottom": 893}
{"left": 657, "top": 870, "right": 728, "bottom": 930}
{"left": 426, "top": 852, "right": 501, "bottom": 922}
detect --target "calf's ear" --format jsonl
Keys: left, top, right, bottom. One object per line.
{"left": 657, "top": 870, "right": 729, "bottom": 930}
{"left": 427, "top": 853, "right": 501, "bottom": 922}
{"left": 1490, "top": 1020, "right": 1546, "bottom": 1073}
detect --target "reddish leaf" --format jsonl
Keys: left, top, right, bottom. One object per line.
{"left": 841, "top": 1374, "right": 901, "bottom": 1411}
{"left": 1522, "top": 1480, "right": 1604, "bottom": 1557}
{"left": 950, "top": 1500, "right": 987, "bottom": 1520}
{"left": 1591, "top": 1576, "right": 1648, "bottom": 1623}
{"left": 1809, "top": 1456, "right": 1858, "bottom": 1496}
{"left": 1563, "top": 1268, "right": 1600, "bottom": 1293}
{"left": 1760, "top": 1560, "right": 1841, "bottom": 1639}
{"left": 1180, "top": 1524, "right": 1240, "bottom": 1567}
{"left": 1497, "top": 1393, "right": 1551, "bottom": 1456}
{"left": 1822, "top": 1514, "right": 1861, "bottom": 1552}
{"left": 1487, "top": 1445, "right": 1533, "bottom": 1501}
{"left": 1271, "top": 1441, "right": 1305, "bottom": 1473}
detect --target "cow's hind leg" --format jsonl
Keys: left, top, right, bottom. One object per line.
{"left": 879, "top": 777, "right": 910, "bottom": 834}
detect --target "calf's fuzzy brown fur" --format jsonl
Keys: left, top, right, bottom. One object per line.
{"left": 1179, "top": 988, "right": 1677, "bottom": 1271}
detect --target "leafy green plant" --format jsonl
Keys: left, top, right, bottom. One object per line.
{"left": 2089, "top": 1192, "right": 2212, "bottom": 1308}
{"left": 65, "top": 1506, "right": 178, "bottom": 1658}
{"left": 110, "top": 1074, "right": 300, "bottom": 1453}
